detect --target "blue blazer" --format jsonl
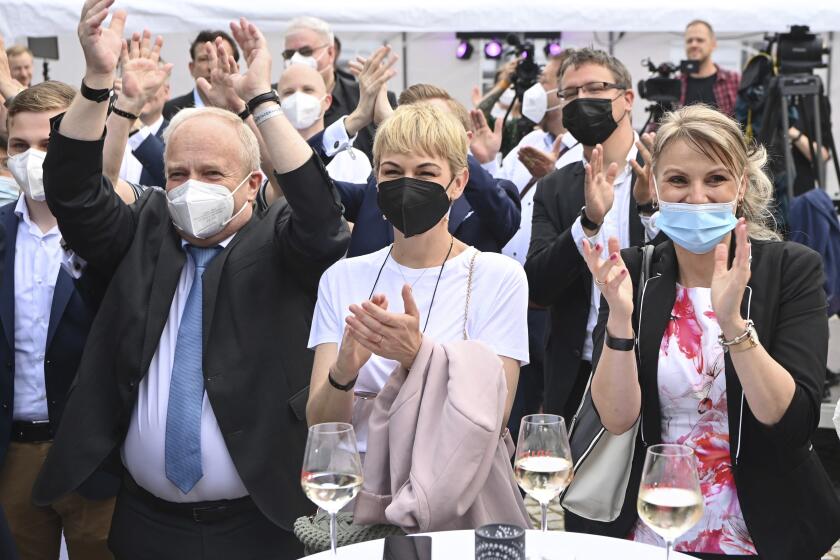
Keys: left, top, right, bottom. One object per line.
{"left": 308, "top": 129, "right": 521, "bottom": 257}
{"left": 132, "top": 119, "right": 169, "bottom": 187}
{"left": 0, "top": 202, "right": 115, "bottom": 498}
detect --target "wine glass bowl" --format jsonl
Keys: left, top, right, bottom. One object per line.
{"left": 513, "top": 414, "right": 573, "bottom": 531}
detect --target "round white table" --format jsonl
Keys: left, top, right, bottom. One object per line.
{"left": 301, "top": 529, "right": 697, "bottom": 559}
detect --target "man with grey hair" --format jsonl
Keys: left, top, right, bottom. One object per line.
{"left": 525, "top": 48, "right": 662, "bottom": 510}
{"left": 32, "top": 3, "right": 349, "bottom": 559}
{"left": 284, "top": 15, "right": 396, "bottom": 159}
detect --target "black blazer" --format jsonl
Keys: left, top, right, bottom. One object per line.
{"left": 525, "top": 160, "right": 649, "bottom": 417}
{"left": 581, "top": 239, "right": 840, "bottom": 560}
{"left": 32, "top": 116, "right": 351, "bottom": 531}
{"left": 325, "top": 73, "right": 397, "bottom": 160}
{"left": 162, "top": 90, "right": 195, "bottom": 121}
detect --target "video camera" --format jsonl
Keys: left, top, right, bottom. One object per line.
{"left": 506, "top": 34, "right": 541, "bottom": 96}
{"left": 637, "top": 58, "right": 700, "bottom": 105}
{"left": 765, "top": 25, "right": 830, "bottom": 75}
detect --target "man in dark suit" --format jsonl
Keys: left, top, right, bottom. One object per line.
{"left": 0, "top": 82, "right": 120, "bottom": 559}
{"left": 162, "top": 30, "right": 239, "bottom": 121}
{"left": 525, "top": 48, "right": 659, "bottom": 430}
{"left": 283, "top": 16, "right": 397, "bottom": 159}
{"left": 33, "top": 6, "right": 349, "bottom": 560}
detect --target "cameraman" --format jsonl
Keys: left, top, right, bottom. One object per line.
{"left": 681, "top": 20, "right": 739, "bottom": 116}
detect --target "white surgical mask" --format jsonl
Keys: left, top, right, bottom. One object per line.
{"left": 7, "top": 148, "right": 47, "bottom": 201}
{"left": 166, "top": 174, "right": 252, "bottom": 239}
{"left": 281, "top": 91, "right": 325, "bottom": 130}
{"left": 285, "top": 50, "right": 321, "bottom": 70}
{"left": 491, "top": 88, "right": 516, "bottom": 120}
{"left": 0, "top": 176, "right": 21, "bottom": 204}
{"left": 522, "top": 82, "right": 559, "bottom": 124}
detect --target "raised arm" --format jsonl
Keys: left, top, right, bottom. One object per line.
{"left": 228, "top": 18, "right": 348, "bottom": 285}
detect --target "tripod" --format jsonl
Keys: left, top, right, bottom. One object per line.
{"left": 640, "top": 101, "right": 675, "bottom": 133}
{"left": 759, "top": 73, "right": 840, "bottom": 199}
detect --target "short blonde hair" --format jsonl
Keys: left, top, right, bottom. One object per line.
{"left": 398, "top": 83, "right": 472, "bottom": 132}
{"left": 163, "top": 107, "right": 260, "bottom": 174}
{"left": 7, "top": 81, "right": 75, "bottom": 130}
{"left": 6, "top": 45, "right": 33, "bottom": 59}
{"left": 373, "top": 103, "right": 468, "bottom": 178}
{"left": 652, "top": 104, "right": 780, "bottom": 240}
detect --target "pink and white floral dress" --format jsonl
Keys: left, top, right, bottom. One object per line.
{"left": 630, "top": 284, "right": 757, "bottom": 555}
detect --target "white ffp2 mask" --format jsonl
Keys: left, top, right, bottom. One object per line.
{"left": 522, "top": 83, "right": 559, "bottom": 124}
{"left": 7, "top": 148, "right": 47, "bottom": 201}
{"left": 281, "top": 91, "right": 325, "bottom": 130}
{"left": 166, "top": 174, "right": 252, "bottom": 239}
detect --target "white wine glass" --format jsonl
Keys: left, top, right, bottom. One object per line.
{"left": 637, "top": 444, "right": 704, "bottom": 560}
{"left": 301, "top": 422, "right": 363, "bottom": 557}
{"left": 513, "top": 414, "right": 573, "bottom": 531}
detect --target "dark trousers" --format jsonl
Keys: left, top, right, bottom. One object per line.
{"left": 108, "top": 482, "right": 303, "bottom": 560}
{"left": 562, "top": 359, "right": 592, "bottom": 428}
{"left": 508, "top": 308, "right": 548, "bottom": 442}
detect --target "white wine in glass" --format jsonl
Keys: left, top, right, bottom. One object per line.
{"left": 514, "top": 414, "right": 573, "bottom": 531}
{"left": 637, "top": 444, "right": 703, "bottom": 559}
{"left": 301, "top": 423, "right": 363, "bottom": 557}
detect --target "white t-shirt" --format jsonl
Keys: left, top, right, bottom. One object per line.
{"left": 308, "top": 245, "right": 530, "bottom": 451}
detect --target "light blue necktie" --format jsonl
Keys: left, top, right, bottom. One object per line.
{"left": 164, "top": 245, "right": 222, "bottom": 494}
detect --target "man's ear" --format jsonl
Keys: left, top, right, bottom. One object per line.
{"left": 466, "top": 130, "right": 474, "bottom": 143}
{"left": 188, "top": 61, "right": 196, "bottom": 78}
{"left": 323, "top": 93, "right": 333, "bottom": 111}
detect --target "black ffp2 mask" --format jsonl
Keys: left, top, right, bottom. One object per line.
{"left": 562, "top": 97, "right": 623, "bottom": 146}
{"left": 377, "top": 177, "right": 452, "bottom": 237}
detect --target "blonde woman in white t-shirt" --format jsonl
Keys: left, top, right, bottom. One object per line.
{"left": 306, "top": 103, "right": 529, "bottom": 453}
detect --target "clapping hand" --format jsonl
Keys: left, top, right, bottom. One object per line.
{"left": 196, "top": 38, "right": 246, "bottom": 113}
{"left": 78, "top": 0, "right": 126, "bottom": 87}
{"left": 581, "top": 236, "right": 633, "bottom": 321}
{"left": 345, "top": 285, "right": 423, "bottom": 370}
{"left": 228, "top": 18, "right": 272, "bottom": 104}
{"left": 344, "top": 46, "right": 397, "bottom": 136}
{"left": 519, "top": 135, "right": 564, "bottom": 179}
{"left": 469, "top": 109, "right": 503, "bottom": 165}
{"left": 583, "top": 144, "right": 619, "bottom": 232}
{"left": 630, "top": 132, "right": 656, "bottom": 205}
{"left": 712, "top": 218, "right": 751, "bottom": 338}
{"left": 116, "top": 30, "right": 172, "bottom": 116}
{"left": 0, "top": 33, "right": 25, "bottom": 100}
{"left": 332, "top": 294, "right": 388, "bottom": 384}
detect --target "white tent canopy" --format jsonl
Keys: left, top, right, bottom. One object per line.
{"left": 3, "top": 0, "right": 840, "bottom": 39}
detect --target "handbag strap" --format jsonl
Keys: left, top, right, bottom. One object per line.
{"left": 463, "top": 249, "right": 479, "bottom": 340}
{"left": 635, "top": 244, "right": 655, "bottom": 327}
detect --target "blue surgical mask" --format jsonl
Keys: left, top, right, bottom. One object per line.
{"left": 0, "top": 176, "right": 20, "bottom": 204}
{"left": 653, "top": 176, "right": 740, "bottom": 254}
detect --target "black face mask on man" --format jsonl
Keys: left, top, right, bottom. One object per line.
{"left": 562, "top": 96, "right": 626, "bottom": 146}
{"left": 377, "top": 176, "right": 453, "bottom": 237}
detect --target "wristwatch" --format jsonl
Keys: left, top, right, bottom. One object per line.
{"left": 246, "top": 90, "right": 280, "bottom": 114}
{"left": 80, "top": 80, "right": 113, "bottom": 103}
{"left": 328, "top": 368, "right": 358, "bottom": 392}
{"left": 580, "top": 206, "right": 602, "bottom": 231}
{"left": 605, "top": 329, "right": 635, "bottom": 351}
{"left": 718, "top": 320, "right": 759, "bottom": 353}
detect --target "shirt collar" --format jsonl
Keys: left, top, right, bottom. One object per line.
{"left": 179, "top": 233, "right": 235, "bottom": 251}
{"left": 148, "top": 115, "right": 165, "bottom": 135}
{"left": 579, "top": 131, "right": 640, "bottom": 184}
{"left": 14, "top": 194, "right": 60, "bottom": 236}
{"left": 192, "top": 88, "right": 205, "bottom": 109}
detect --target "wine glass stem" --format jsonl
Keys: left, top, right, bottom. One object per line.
{"left": 665, "top": 540, "right": 672, "bottom": 560}
{"left": 330, "top": 512, "right": 338, "bottom": 557}
{"left": 540, "top": 502, "right": 548, "bottom": 532}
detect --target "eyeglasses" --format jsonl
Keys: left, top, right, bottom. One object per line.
{"left": 281, "top": 44, "right": 329, "bottom": 60}
{"left": 557, "top": 81, "right": 627, "bottom": 101}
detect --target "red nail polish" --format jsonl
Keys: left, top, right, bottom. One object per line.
{"left": 610, "top": 253, "right": 618, "bottom": 261}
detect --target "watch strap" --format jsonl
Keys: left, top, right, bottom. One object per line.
{"left": 580, "top": 206, "right": 602, "bottom": 230}
{"left": 237, "top": 107, "right": 251, "bottom": 121}
{"left": 80, "top": 80, "right": 113, "bottom": 103}
{"left": 328, "top": 368, "right": 358, "bottom": 392}
{"left": 111, "top": 106, "right": 138, "bottom": 121}
{"left": 605, "top": 329, "right": 635, "bottom": 351}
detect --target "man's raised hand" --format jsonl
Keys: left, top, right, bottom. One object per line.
{"left": 78, "top": 0, "right": 126, "bottom": 86}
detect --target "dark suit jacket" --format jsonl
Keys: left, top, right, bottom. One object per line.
{"left": 0, "top": 201, "right": 117, "bottom": 499}
{"left": 325, "top": 73, "right": 397, "bottom": 160}
{"left": 132, "top": 119, "right": 169, "bottom": 187}
{"left": 162, "top": 90, "right": 195, "bottom": 122}
{"left": 0, "top": 505, "right": 15, "bottom": 560}
{"left": 332, "top": 155, "right": 521, "bottom": 257}
{"left": 525, "top": 160, "right": 651, "bottom": 417}
{"left": 579, "top": 240, "right": 840, "bottom": 560}
{"left": 33, "top": 115, "right": 350, "bottom": 531}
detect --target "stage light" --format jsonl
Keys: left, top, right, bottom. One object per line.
{"left": 484, "top": 39, "right": 503, "bottom": 59}
{"left": 544, "top": 41, "right": 563, "bottom": 57}
{"left": 456, "top": 40, "right": 474, "bottom": 60}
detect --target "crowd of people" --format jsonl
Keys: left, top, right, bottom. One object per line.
{"left": 0, "top": 1, "right": 838, "bottom": 559}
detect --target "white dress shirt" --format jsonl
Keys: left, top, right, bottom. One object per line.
{"left": 12, "top": 195, "right": 62, "bottom": 422}
{"left": 496, "top": 130, "right": 582, "bottom": 265}
{"left": 191, "top": 88, "right": 205, "bottom": 109}
{"left": 118, "top": 115, "right": 165, "bottom": 185}
{"left": 122, "top": 235, "right": 249, "bottom": 502}
{"left": 570, "top": 135, "right": 647, "bottom": 361}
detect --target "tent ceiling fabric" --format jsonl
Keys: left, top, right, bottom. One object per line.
{"left": 2, "top": 0, "right": 839, "bottom": 40}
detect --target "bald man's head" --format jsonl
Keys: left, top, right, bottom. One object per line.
{"left": 277, "top": 64, "right": 333, "bottom": 136}
{"left": 278, "top": 64, "right": 330, "bottom": 100}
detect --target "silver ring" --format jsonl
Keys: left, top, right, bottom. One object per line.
{"left": 594, "top": 277, "right": 607, "bottom": 287}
